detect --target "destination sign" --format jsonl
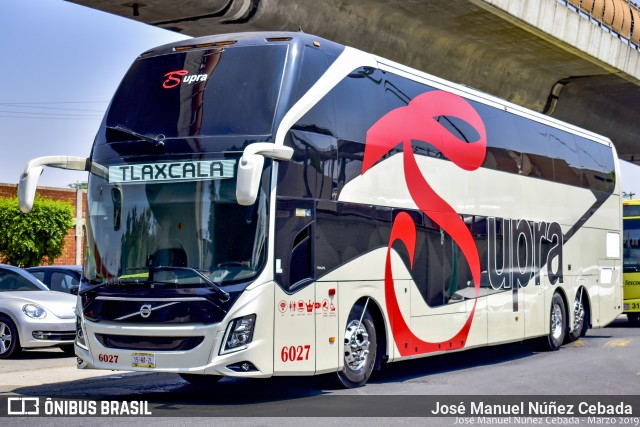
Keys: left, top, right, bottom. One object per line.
{"left": 108, "top": 160, "right": 236, "bottom": 183}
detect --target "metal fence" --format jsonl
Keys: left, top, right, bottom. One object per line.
{"left": 564, "top": 0, "right": 640, "bottom": 47}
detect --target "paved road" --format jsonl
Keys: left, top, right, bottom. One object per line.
{"left": 1, "top": 315, "right": 639, "bottom": 425}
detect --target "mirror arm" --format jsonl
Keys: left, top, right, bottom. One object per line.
{"left": 236, "top": 143, "right": 293, "bottom": 206}
{"left": 241, "top": 143, "right": 294, "bottom": 163}
{"left": 18, "top": 156, "right": 89, "bottom": 213}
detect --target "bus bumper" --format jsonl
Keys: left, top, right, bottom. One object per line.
{"left": 75, "top": 323, "right": 268, "bottom": 378}
{"left": 75, "top": 283, "right": 275, "bottom": 378}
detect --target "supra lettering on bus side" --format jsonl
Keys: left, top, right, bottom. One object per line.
{"left": 487, "top": 217, "right": 563, "bottom": 291}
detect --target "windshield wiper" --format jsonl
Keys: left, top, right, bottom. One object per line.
{"left": 106, "top": 125, "right": 166, "bottom": 147}
{"left": 149, "top": 266, "right": 230, "bottom": 302}
{"left": 79, "top": 268, "right": 231, "bottom": 303}
{"left": 78, "top": 278, "right": 118, "bottom": 295}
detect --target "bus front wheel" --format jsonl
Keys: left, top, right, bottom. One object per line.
{"left": 628, "top": 313, "right": 640, "bottom": 324}
{"left": 337, "top": 303, "right": 377, "bottom": 388}
{"left": 547, "top": 293, "right": 566, "bottom": 351}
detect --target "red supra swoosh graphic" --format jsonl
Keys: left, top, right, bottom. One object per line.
{"left": 363, "top": 90, "right": 487, "bottom": 356}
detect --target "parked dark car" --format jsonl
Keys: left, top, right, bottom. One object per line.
{"left": 26, "top": 265, "right": 82, "bottom": 295}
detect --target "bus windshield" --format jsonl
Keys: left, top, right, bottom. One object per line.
{"left": 84, "top": 161, "right": 269, "bottom": 288}
{"left": 82, "top": 42, "right": 286, "bottom": 288}
{"left": 623, "top": 217, "right": 640, "bottom": 273}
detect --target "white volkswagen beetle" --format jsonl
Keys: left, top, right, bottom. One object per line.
{"left": 0, "top": 264, "right": 76, "bottom": 358}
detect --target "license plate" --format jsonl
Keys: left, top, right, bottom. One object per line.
{"left": 132, "top": 352, "right": 155, "bottom": 368}
{"left": 624, "top": 304, "right": 630, "bottom": 311}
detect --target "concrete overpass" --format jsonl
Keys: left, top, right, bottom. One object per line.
{"left": 69, "top": 0, "right": 640, "bottom": 162}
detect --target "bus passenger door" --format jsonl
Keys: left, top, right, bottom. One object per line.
{"left": 273, "top": 199, "right": 316, "bottom": 374}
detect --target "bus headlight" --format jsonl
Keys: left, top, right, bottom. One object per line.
{"left": 221, "top": 314, "right": 256, "bottom": 354}
{"left": 75, "top": 316, "right": 88, "bottom": 350}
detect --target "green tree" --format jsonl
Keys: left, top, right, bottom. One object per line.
{"left": 68, "top": 181, "right": 88, "bottom": 190}
{"left": 0, "top": 196, "right": 75, "bottom": 267}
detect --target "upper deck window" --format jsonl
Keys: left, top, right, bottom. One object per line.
{"left": 104, "top": 44, "right": 288, "bottom": 140}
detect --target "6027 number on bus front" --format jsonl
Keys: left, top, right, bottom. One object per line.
{"left": 280, "top": 345, "right": 311, "bottom": 362}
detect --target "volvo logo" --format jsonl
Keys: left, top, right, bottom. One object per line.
{"left": 139, "top": 304, "right": 153, "bottom": 318}
{"left": 114, "top": 301, "right": 180, "bottom": 321}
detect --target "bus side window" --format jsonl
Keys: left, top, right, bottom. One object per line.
{"left": 274, "top": 199, "right": 315, "bottom": 291}
{"left": 289, "top": 225, "right": 312, "bottom": 287}
{"left": 515, "top": 117, "right": 554, "bottom": 180}
{"left": 283, "top": 48, "right": 339, "bottom": 200}
{"left": 549, "top": 129, "right": 581, "bottom": 187}
{"left": 279, "top": 131, "right": 338, "bottom": 200}
{"left": 576, "top": 136, "right": 616, "bottom": 194}
{"left": 474, "top": 103, "right": 522, "bottom": 175}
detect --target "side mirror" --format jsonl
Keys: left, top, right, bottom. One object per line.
{"left": 18, "top": 156, "right": 89, "bottom": 213}
{"left": 236, "top": 143, "right": 293, "bottom": 206}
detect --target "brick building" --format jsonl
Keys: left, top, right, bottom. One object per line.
{"left": 0, "top": 183, "right": 86, "bottom": 266}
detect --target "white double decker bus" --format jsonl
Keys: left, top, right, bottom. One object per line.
{"left": 19, "top": 32, "right": 622, "bottom": 387}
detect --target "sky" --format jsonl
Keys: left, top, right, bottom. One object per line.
{"left": 1, "top": 0, "right": 640, "bottom": 198}
{"left": 0, "top": 0, "right": 189, "bottom": 188}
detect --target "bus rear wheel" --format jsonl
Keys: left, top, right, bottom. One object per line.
{"left": 628, "top": 313, "right": 640, "bottom": 324}
{"left": 567, "top": 289, "right": 588, "bottom": 342}
{"left": 337, "top": 303, "right": 377, "bottom": 388}
{"left": 547, "top": 293, "right": 566, "bottom": 351}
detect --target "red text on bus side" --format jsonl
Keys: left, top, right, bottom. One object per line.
{"left": 280, "top": 345, "right": 311, "bottom": 362}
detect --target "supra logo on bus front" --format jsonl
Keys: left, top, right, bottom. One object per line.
{"left": 139, "top": 304, "right": 152, "bottom": 318}
{"left": 162, "top": 69, "right": 209, "bottom": 89}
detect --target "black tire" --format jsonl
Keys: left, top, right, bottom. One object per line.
{"left": 179, "top": 373, "right": 222, "bottom": 386}
{"left": 628, "top": 313, "right": 640, "bottom": 324}
{"left": 336, "top": 303, "right": 377, "bottom": 388}
{"left": 0, "top": 315, "right": 20, "bottom": 359}
{"left": 546, "top": 293, "right": 566, "bottom": 351}
{"left": 567, "top": 289, "right": 588, "bottom": 342}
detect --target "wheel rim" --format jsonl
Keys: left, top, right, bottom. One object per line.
{"left": 343, "top": 319, "right": 370, "bottom": 371}
{"left": 573, "top": 298, "right": 584, "bottom": 333}
{"left": 551, "top": 303, "right": 563, "bottom": 340}
{"left": 0, "top": 321, "right": 12, "bottom": 355}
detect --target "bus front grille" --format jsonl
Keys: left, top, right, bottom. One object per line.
{"left": 95, "top": 334, "right": 204, "bottom": 351}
